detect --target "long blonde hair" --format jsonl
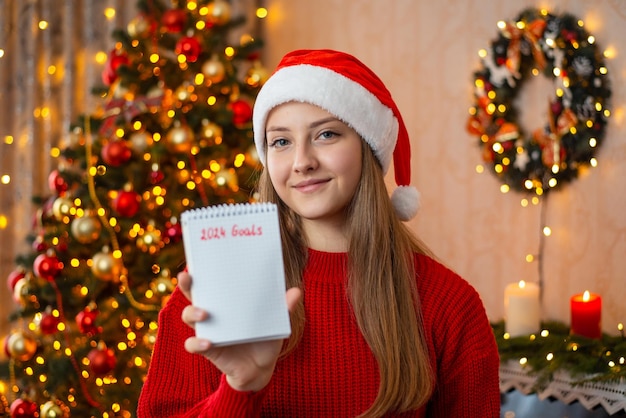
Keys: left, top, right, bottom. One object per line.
{"left": 256, "top": 144, "right": 435, "bottom": 417}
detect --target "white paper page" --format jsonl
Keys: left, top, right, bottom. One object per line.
{"left": 181, "top": 203, "right": 291, "bottom": 346}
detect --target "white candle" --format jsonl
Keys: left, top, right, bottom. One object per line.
{"left": 504, "top": 280, "right": 541, "bottom": 337}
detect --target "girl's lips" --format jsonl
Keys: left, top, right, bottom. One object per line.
{"left": 293, "top": 178, "right": 329, "bottom": 192}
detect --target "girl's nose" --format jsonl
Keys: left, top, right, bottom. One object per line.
{"left": 292, "top": 142, "right": 318, "bottom": 173}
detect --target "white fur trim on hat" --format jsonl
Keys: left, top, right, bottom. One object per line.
{"left": 253, "top": 64, "right": 399, "bottom": 174}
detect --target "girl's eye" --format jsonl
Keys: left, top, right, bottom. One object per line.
{"left": 268, "top": 138, "right": 289, "bottom": 148}
{"left": 319, "top": 130, "right": 338, "bottom": 140}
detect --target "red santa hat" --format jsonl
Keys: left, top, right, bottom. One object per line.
{"left": 252, "top": 49, "right": 420, "bottom": 221}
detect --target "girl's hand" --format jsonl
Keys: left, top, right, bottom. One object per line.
{"left": 177, "top": 270, "right": 302, "bottom": 392}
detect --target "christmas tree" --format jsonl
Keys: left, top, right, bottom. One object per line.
{"left": 1, "top": 0, "right": 268, "bottom": 416}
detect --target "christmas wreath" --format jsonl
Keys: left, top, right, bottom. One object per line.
{"left": 467, "top": 8, "right": 611, "bottom": 194}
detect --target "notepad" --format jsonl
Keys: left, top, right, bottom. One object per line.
{"left": 180, "top": 202, "right": 291, "bottom": 346}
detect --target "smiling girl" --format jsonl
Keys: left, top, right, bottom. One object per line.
{"left": 138, "top": 49, "right": 500, "bottom": 418}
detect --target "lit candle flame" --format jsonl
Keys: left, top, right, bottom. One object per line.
{"left": 518, "top": 280, "right": 526, "bottom": 289}
{"left": 583, "top": 290, "right": 590, "bottom": 302}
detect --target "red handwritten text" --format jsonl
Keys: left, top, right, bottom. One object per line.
{"left": 199, "top": 223, "right": 263, "bottom": 240}
{"left": 200, "top": 226, "right": 227, "bottom": 240}
{"left": 232, "top": 224, "right": 263, "bottom": 237}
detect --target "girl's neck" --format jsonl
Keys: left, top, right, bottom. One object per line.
{"left": 302, "top": 218, "right": 349, "bottom": 253}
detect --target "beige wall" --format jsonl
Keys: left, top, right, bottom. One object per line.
{"left": 262, "top": 0, "right": 626, "bottom": 333}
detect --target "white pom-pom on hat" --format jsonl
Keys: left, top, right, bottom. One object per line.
{"left": 253, "top": 49, "right": 420, "bottom": 220}
{"left": 391, "top": 186, "right": 421, "bottom": 222}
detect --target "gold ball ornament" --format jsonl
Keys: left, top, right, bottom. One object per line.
{"left": 91, "top": 249, "right": 122, "bottom": 282}
{"left": 71, "top": 214, "right": 102, "bottom": 244}
{"left": 200, "top": 120, "right": 223, "bottom": 145}
{"left": 40, "top": 400, "right": 68, "bottom": 418}
{"left": 174, "top": 83, "right": 194, "bottom": 102}
{"left": 129, "top": 131, "right": 153, "bottom": 154}
{"left": 206, "top": 0, "right": 232, "bottom": 25}
{"left": 52, "top": 196, "right": 74, "bottom": 221}
{"left": 13, "top": 277, "right": 32, "bottom": 305}
{"left": 201, "top": 56, "right": 226, "bottom": 84}
{"left": 7, "top": 330, "right": 38, "bottom": 361}
{"left": 127, "top": 14, "right": 152, "bottom": 38}
{"left": 212, "top": 168, "right": 238, "bottom": 194}
{"left": 165, "top": 124, "right": 194, "bottom": 153}
{"left": 151, "top": 275, "right": 175, "bottom": 296}
{"left": 137, "top": 225, "right": 162, "bottom": 254}
{"left": 129, "top": 131, "right": 154, "bottom": 154}
{"left": 246, "top": 62, "right": 269, "bottom": 88}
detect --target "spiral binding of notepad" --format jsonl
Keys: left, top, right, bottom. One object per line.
{"left": 181, "top": 202, "right": 277, "bottom": 221}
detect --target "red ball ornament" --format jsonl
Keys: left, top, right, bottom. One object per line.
{"left": 102, "top": 140, "right": 132, "bottom": 167}
{"left": 87, "top": 347, "right": 117, "bottom": 376}
{"left": 102, "top": 50, "right": 129, "bottom": 86}
{"left": 33, "top": 253, "right": 62, "bottom": 281}
{"left": 562, "top": 29, "right": 578, "bottom": 43}
{"left": 161, "top": 8, "right": 187, "bottom": 33}
{"left": 113, "top": 190, "right": 141, "bottom": 217}
{"left": 9, "top": 398, "right": 39, "bottom": 418}
{"left": 7, "top": 268, "right": 25, "bottom": 291}
{"left": 32, "top": 235, "right": 48, "bottom": 252}
{"left": 48, "top": 169, "right": 68, "bottom": 194}
{"left": 175, "top": 36, "right": 202, "bottom": 63}
{"left": 76, "top": 308, "right": 101, "bottom": 335}
{"left": 55, "top": 237, "right": 69, "bottom": 253}
{"left": 150, "top": 169, "right": 165, "bottom": 184}
{"left": 102, "top": 65, "right": 117, "bottom": 86}
{"left": 230, "top": 99, "right": 253, "bottom": 125}
{"left": 109, "top": 51, "right": 129, "bottom": 72}
{"left": 3, "top": 335, "right": 10, "bottom": 358}
{"left": 39, "top": 312, "right": 60, "bottom": 335}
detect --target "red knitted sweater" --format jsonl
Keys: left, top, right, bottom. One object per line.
{"left": 137, "top": 250, "right": 500, "bottom": 417}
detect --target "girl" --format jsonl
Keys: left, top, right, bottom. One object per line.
{"left": 137, "top": 49, "right": 500, "bottom": 417}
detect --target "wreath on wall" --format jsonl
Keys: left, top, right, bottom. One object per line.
{"left": 467, "top": 8, "right": 611, "bottom": 194}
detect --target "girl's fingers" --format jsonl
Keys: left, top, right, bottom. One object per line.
{"left": 286, "top": 287, "right": 302, "bottom": 313}
{"left": 181, "top": 305, "right": 209, "bottom": 327}
{"left": 177, "top": 271, "right": 192, "bottom": 300}
{"left": 184, "top": 336, "right": 211, "bottom": 354}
